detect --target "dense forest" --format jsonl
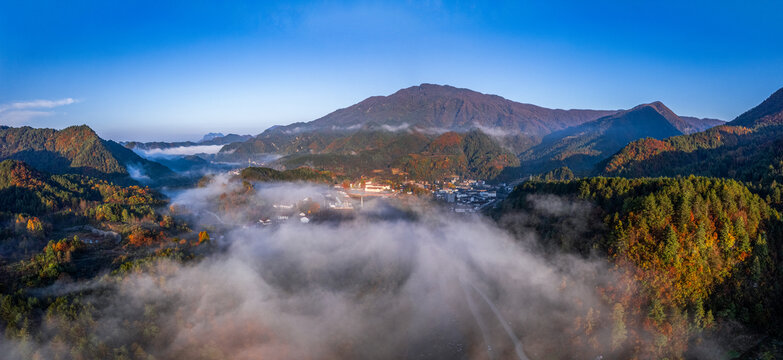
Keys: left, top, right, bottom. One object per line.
{"left": 602, "top": 124, "right": 783, "bottom": 185}
{"left": 239, "top": 166, "right": 336, "bottom": 183}
{"left": 270, "top": 129, "right": 519, "bottom": 181}
{"left": 496, "top": 176, "right": 783, "bottom": 358}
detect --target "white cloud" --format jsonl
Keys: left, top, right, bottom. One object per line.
{"left": 0, "top": 98, "right": 78, "bottom": 125}
{"left": 472, "top": 123, "right": 512, "bottom": 138}
{"left": 380, "top": 122, "right": 410, "bottom": 132}
{"left": 0, "top": 110, "right": 55, "bottom": 125}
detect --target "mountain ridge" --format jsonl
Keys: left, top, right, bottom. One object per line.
{"left": 266, "top": 83, "right": 619, "bottom": 139}
{"left": 0, "top": 125, "right": 173, "bottom": 184}
{"left": 518, "top": 101, "right": 719, "bottom": 175}
{"left": 601, "top": 86, "right": 783, "bottom": 183}
{"left": 730, "top": 87, "right": 783, "bottom": 128}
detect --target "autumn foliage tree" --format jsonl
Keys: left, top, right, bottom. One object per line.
{"left": 499, "top": 176, "right": 782, "bottom": 358}
{"left": 128, "top": 228, "right": 156, "bottom": 247}
{"left": 198, "top": 231, "right": 210, "bottom": 245}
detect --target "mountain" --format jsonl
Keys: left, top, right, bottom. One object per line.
{"left": 680, "top": 116, "right": 724, "bottom": 132}
{"left": 240, "top": 166, "right": 336, "bottom": 183}
{"left": 0, "top": 125, "right": 173, "bottom": 183}
{"left": 518, "top": 102, "right": 722, "bottom": 175}
{"left": 149, "top": 155, "right": 210, "bottom": 173}
{"left": 730, "top": 87, "right": 783, "bottom": 128}
{"left": 200, "top": 133, "right": 253, "bottom": 145}
{"left": 224, "top": 84, "right": 618, "bottom": 158}
{"left": 200, "top": 132, "right": 224, "bottom": 142}
{"left": 602, "top": 86, "right": 783, "bottom": 183}
{"left": 221, "top": 84, "right": 725, "bottom": 182}
{"left": 292, "top": 83, "right": 617, "bottom": 136}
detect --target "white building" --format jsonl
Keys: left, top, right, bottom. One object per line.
{"left": 364, "top": 181, "right": 391, "bottom": 193}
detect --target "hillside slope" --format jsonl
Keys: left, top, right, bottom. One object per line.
{"left": 602, "top": 86, "right": 783, "bottom": 183}
{"left": 276, "top": 129, "right": 519, "bottom": 181}
{"left": 495, "top": 176, "right": 781, "bottom": 358}
{"left": 0, "top": 125, "right": 173, "bottom": 184}
{"left": 520, "top": 102, "right": 691, "bottom": 175}
{"left": 0, "top": 159, "right": 163, "bottom": 216}
{"left": 520, "top": 101, "right": 723, "bottom": 175}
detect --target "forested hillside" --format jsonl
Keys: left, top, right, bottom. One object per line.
{"left": 265, "top": 129, "right": 519, "bottom": 181}
{"left": 239, "top": 166, "right": 336, "bottom": 183}
{"left": 0, "top": 158, "right": 207, "bottom": 360}
{"left": 0, "top": 125, "right": 173, "bottom": 184}
{"left": 0, "top": 159, "right": 170, "bottom": 251}
{"left": 496, "top": 176, "right": 782, "bottom": 358}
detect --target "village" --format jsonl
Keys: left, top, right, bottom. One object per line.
{"left": 430, "top": 179, "right": 513, "bottom": 213}
{"left": 255, "top": 177, "right": 513, "bottom": 226}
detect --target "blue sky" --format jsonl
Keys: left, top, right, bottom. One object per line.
{"left": 1, "top": 1, "right": 782, "bottom": 141}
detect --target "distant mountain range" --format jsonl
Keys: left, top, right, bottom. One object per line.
{"left": 219, "top": 84, "right": 722, "bottom": 180}
{"left": 125, "top": 133, "right": 252, "bottom": 151}
{"left": 199, "top": 132, "right": 226, "bottom": 143}
{"left": 602, "top": 86, "right": 783, "bottom": 184}
{"left": 1, "top": 83, "right": 745, "bottom": 184}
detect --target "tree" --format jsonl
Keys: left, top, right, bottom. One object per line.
{"left": 662, "top": 225, "right": 680, "bottom": 266}
{"left": 734, "top": 218, "right": 751, "bottom": 256}
{"left": 128, "top": 228, "right": 154, "bottom": 247}
{"left": 648, "top": 298, "right": 666, "bottom": 324}
{"left": 26, "top": 217, "right": 44, "bottom": 235}
{"left": 121, "top": 208, "right": 132, "bottom": 223}
{"left": 198, "top": 231, "right": 210, "bottom": 245}
{"left": 159, "top": 215, "right": 174, "bottom": 229}
{"left": 718, "top": 225, "right": 735, "bottom": 255}
{"left": 611, "top": 303, "right": 627, "bottom": 350}
{"left": 693, "top": 300, "right": 706, "bottom": 330}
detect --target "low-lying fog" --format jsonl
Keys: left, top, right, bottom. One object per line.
{"left": 136, "top": 145, "right": 225, "bottom": 157}
{"left": 4, "top": 178, "right": 621, "bottom": 360}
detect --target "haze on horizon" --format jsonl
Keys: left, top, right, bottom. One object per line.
{"left": 1, "top": 0, "right": 783, "bottom": 142}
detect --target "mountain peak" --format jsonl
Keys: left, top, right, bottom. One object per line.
{"left": 277, "top": 84, "right": 616, "bottom": 141}
{"left": 730, "top": 86, "right": 783, "bottom": 127}
{"left": 631, "top": 101, "right": 674, "bottom": 116}
{"left": 621, "top": 101, "right": 684, "bottom": 128}
{"left": 624, "top": 101, "right": 717, "bottom": 134}
{"left": 643, "top": 101, "right": 670, "bottom": 111}
{"left": 200, "top": 132, "right": 225, "bottom": 142}
{"left": 390, "top": 83, "right": 490, "bottom": 99}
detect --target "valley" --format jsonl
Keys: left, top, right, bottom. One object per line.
{"left": 0, "top": 84, "right": 782, "bottom": 359}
